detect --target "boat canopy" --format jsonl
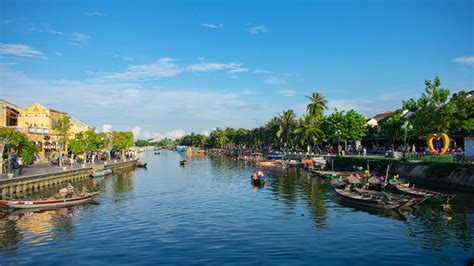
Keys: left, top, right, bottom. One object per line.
{"left": 267, "top": 154, "right": 286, "bottom": 159}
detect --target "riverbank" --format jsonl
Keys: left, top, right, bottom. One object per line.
{"left": 0, "top": 159, "right": 138, "bottom": 199}
{"left": 331, "top": 156, "right": 474, "bottom": 192}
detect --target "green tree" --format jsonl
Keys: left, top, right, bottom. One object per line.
{"left": 306, "top": 92, "right": 328, "bottom": 121}
{"left": 379, "top": 112, "right": 412, "bottom": 146}
{"left": 294, "top": 114, "right": 324, "bottom": 152}
{"left": 276, "top": 110, "right": 297, "bottom": 149}
{"left": 402, "top": 77, "right": 454, "bottom": 137}
{"left": 135, "top": 139, "right": 150, "bottom": 147}
{"left": 0, "top": 127, "right": 37, "bottom": 167}
{"left": 448, "top": 90, "right": 474, "bottom": 136}
{"left": 113, "top": 131, "right": 134, "bottom": 158}
{"left": 322, "top": 110, "right": 367, "bottom": 146}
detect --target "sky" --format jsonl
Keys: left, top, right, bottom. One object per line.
{"left": 0, "top": 0, "right": 473, "bottom": 139}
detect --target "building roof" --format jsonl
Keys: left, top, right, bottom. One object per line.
{"left": 0, "top": 98, "right": 20, "bottom": 110}
{"left": 71, "top": 117, "right": 90, "bottom": 129}
{"left": 367, "top": 110, "right": 399, "bottom": 122}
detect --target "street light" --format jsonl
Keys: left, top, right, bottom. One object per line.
{"left": 402, "top": 121, "right": 413, "bottom": 158}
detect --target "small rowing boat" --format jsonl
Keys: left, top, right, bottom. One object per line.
{"left": 0, "top": 193, "right": 99, "bottom": 209}
{"left": 394, "top": 183, "right": 456, "bottom": 202}
{"left": 92, "top": 168, "right": 112, "bottom": 177}
{"left": 251, "top": 178, "right": 266, "bottom": 186}
{"left": 180, "top": 159, "right": 187, "bottom": 166}
{"left": 136, "top": 161, "right": 147, "bottom": 167}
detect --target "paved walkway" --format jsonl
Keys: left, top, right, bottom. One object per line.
{"left": 1, "top": 159, "right": 134, "bottom": 180}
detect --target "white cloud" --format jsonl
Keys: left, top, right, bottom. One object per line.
{"left": 0, "top": 43, "right": 47, "bottom": 59}
{"left": 55, "top": 51, "right": 63, "bottom": 56}
{"left": 71, "top": 32, "right": 90, "bottom": 41}
{"left": 242, "top": 89, "right": 261, "bottom": 95}
{"left": 252, "top": 69, "right": 272, "bottom": 74}
{"left": 112, "top": 54, "right": 133, "bottom": 61}
{"left": 85, "top": 12, "right": 108, "bottom": 16}
{"left": 186, "top": 61, "right": 249, "bottom": 76}
{"left": 1, "top": 63, "right": 268, "bottom": 132}
{"left": 202, "top": 23, "right": 224, "bottom": 29}
{"left": 100, "top": 58, "right": 182, "bottom": 81}
{"left": 186, "top": 62, "right": 240, "bottom": 72}
{"left": 166, "top": 129, "right": 186, "bottom": 139}
{"left": 101, "top": 124, "right": 112, "bottom": 133}
{"left": 29, "top": 24, "right": 64, "bottom": 35}
{"left": 451, "top": 56, "right": 474, "bottom": 66}
{"left": 131, "top": 126, "right": 141, "bottom": 138}
{"left": 200, "top": 130, "right": 210, "bottom": 136}
{"left": 278, "top": 90, "right": 296, "bottom": 96}
{"left": 229, "top": 67, "right": 249, "bottom": 74}
{"left": 264, "top": 76, "right": 287, "bottom": 84}
{"left": 246, "top": 25, "right": 268, "bottom": 34}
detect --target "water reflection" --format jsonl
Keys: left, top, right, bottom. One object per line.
{"left": 0, "top": 152, "right": 472, "bottom": 264}
{"left": 112, "top": 170, "right": 134, "bottom": 194}
{"left": 0, "top": 205, "right": 94, "bottom": 252}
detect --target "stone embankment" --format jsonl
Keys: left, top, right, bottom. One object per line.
{"left": 0, "top": 159, "right": 137, "bottom": 199}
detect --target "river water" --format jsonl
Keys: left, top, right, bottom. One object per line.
{"left": 0, "top": 150, "right": 473, "bottom": 265}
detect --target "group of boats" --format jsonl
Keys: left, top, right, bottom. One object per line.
{"left": 330, "top": 174, "right": 456, "bottom": 210}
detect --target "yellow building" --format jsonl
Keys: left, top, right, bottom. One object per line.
{"left": 17, "top": 103, "right": 89, "bottom": 160}
{"left": 0, "top": 99, "right": 19, "bottom": 127}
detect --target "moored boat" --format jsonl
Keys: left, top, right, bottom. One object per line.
{"left": 136, "top": 161, "right": 147, "bottom": 167}
{"left": 394, "top": 183, "right": 456, "bottom": 202}
{"left": 0, "top": 193, "right": 99, "bottom": 209}
{"left": 331, "top": 180, "right": 416, "bottom": 209}
{"left": 251, "top": 178, "right": 266, "bottom": 186}
{"left": 180, "top": 159, "right": 187, "bottom": 166}
{"left": 92, "top": 168, "right": 112, "bottom": 177}
{"left": 332, "top": 187, "right": 414, "bottom": 209}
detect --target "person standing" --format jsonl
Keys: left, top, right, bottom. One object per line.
{"left": 17, "top": 157, "right": 24, "bottom": 175}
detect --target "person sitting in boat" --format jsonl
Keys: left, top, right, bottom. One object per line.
{"left": 257, "top": 170, "right": 265, "bottom": 180}
{"left": 251, "top": 172, "right": 258, "bottom": 180}
{"left": 66, "top": 183, "right": 75, "bottom": 199}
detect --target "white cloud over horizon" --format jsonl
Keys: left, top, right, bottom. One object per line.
{"left": 201, "top": 23, "right": 224, "bottom": 29}
{"left": 29, "top": 24, "right": 64, "bottom": 35}
{"left": 451, "top": 56, "right": 474, "bottom": 66}
{"left": 0, "top": 43, "right": 47, "bottom": 59}
{"left": 264, "top": 76, "right": 287, "bottom": 84}
{"left": 278, "top": 90, "right": 296, "bottom": 96}
{"left": 246, "top": 25, "right": 268, "bottom": 34}
{"left": 85, "top": 12, "right": 108, "bottom": 16}
{"left": 100, "top": 58, "right": 182, "bottom": 81}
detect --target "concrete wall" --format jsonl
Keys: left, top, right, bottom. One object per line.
{"left": 392, "top": 163, "right": 474, "bottom": 192}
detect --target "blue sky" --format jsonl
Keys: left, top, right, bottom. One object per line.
{"left": 1, "top": 0, "right": 472, "bottom": 139}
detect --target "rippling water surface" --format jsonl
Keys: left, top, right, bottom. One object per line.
{"left": 1, "top": 150, "right": 473, "bottom": 265}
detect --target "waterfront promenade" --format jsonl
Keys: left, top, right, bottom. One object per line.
{"left": 0, "top": 159, "right": 132, "bottom": 180}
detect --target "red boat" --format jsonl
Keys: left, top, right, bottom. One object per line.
{"left": 135, "top": 161, "right": 147, "bottom": 167}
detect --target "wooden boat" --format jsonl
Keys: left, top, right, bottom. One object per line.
{"left": 331, "top": 180, "right": 415, "bottom": 209}
{"left": 394, "top": 183, "right": 456, "bottom": 202}
{"left": 136, "top": 161, "right": 147, "bottom": 167}
{"left": 92, "top": 168, "right": 112, "bottom": 177}
{"left": 0, "top": 193, "right": 99, "bottom": 209}
{"left": 257, "top": 160, "right": 281, "bottom": 167}
{"left": 180, "top": 159, "right": 187, "bottom": 166}
{"left": 154, "top": 152, "right": 160, "bottom": 155}
{"left": 251, "top": 178, "right": 266, "bottom": 186}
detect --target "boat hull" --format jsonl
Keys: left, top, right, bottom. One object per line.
{"left": 334, "top": 188, "right": 404, "bottom": 210}
{"left": 0, "top": 193, "right": 98, "bottom": 209}
{"left": 251, "top": 179, "right": 266, "bottom": 186}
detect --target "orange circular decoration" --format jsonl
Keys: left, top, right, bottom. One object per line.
{"left": 427, "top": 133, "right": 450, "bottom": 154}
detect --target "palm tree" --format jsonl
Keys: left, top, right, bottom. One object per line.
{"left": 294, "top": 114, "right": 323, "bottom": 153}
{"left": 276, "top": 110, "right": 297, "bottom": 149}
{"left": 306, "top": 92, "right": 328, "bottom": 121}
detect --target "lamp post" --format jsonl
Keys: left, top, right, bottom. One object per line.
{"left": 402, "top": 121, "right": 413, "bottom": 159}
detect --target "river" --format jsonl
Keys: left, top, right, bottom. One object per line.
{"left": 1, "top": 150, "right": 473, "bottom": 265}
